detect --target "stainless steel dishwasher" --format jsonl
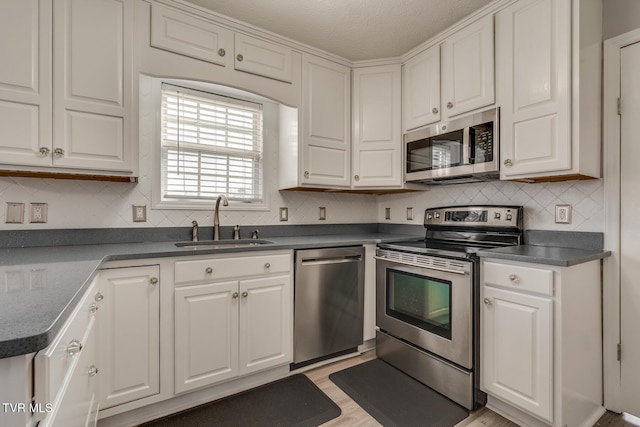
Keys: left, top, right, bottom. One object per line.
{"left": 293, "top": 246, "right": 365, "bottom": 366}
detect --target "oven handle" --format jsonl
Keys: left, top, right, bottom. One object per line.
{"left": 373, "top": 256, "right": 469, "bottom": 276}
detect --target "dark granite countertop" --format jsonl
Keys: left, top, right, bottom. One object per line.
{"left": 477, "top": 244, "right": 611, "bottom": 267}
{"left": 0, "top": 233, "right": 418, "bottom": 359}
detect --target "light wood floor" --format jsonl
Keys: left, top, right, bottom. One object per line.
{"left": 302, "top": 351, "right": 633, "bottom": 427}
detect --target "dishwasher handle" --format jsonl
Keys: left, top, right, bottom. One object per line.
{"left": 300, "top": 254, "right": 362, "bottom": 266}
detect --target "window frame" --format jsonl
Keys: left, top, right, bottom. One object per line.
{"left": 151, "top": 80, "right": 269, "bottom": 211}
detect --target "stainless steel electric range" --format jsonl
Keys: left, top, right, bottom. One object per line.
{"left": 375, "top": 205, "right": 524, "bottom": 410}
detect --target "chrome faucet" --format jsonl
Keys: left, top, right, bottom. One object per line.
{"left": 213, "top": 195, "right": 228, "bottom": 240}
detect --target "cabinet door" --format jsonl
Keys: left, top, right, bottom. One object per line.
{"left": 239, "top": 275, "right": 291, "bottom": 375}
{"left": 151, "top": 3, "right": 231, "bottom": 67}
{"left": 301, "top": 54, "right": 351, "bottom": 187}
{"left": 0, "top": 0, "right": 52, "bottom": 167}
{"left": 441, "top": 15, "right": 494, "bottom": 120}
{"left": 234, "top": 33, "right": 293, "bottom": 83}
{"left": 97, "top": 265, "right": 160, "bottom": 409}
{"left": 403, "top": 45, "right": 440, "bottom": 131}
{"left": 496, "top": 0, "right": 571, "bottom": 178}
{"left": 53, "top": 0, "right": 134, "bottom": 172}
{"left": 482, "top": 286, "right": 553, "bottom": 422}
{"left": 352, "top": 65, "right": 402, "bottom": 188}
{"left": 175, "top": 281, "right": 239, "bottom": 393}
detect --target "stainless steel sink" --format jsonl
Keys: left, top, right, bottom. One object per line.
{"left": 175, "top": 239, "right": 274, "bottom": 249}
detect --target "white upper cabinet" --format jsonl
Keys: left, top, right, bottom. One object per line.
{"left": 0, "top": 0, "right": 136, "bottom": 176}
{"left": 0, "top": 0, "right": 52, "bottom": 167}
{"left": 234, "top": 33, "right": 293, "bottom": 83}
{"left": 497, "top": 0, "right": 601, "bottom": 181}
{"left": 403, "top": 45, "right": 440, "bottom": 131}
{"left": 441, "top": 15, "right": 495, "bottom": 120}
{"left": 300, "top": 53, "right": 351, "bottom": 188}
{"left": 352, "top": 65, "right": 402, "bottom": 188}
{"left": 53, "top": 0, "right": 134, "bottom": 173}
{"left": 151, "top": 3, "right": 232, "bottom": 67}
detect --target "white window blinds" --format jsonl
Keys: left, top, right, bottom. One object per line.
{"left": 161, "top": 84, "right": 263, "bottom": 203}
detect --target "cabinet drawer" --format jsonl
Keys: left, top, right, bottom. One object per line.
{"left": 175, "top": 252, "right": 291, "bottom": 284}
{"left": 34, "top": 279, "right": 99, "bottom": 417}
{"left": 483, "top": 261, "right": 553, "bottom": 296}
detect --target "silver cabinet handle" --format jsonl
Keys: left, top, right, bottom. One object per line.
{"left": 205, "top": 267, "right": 213, "bottom": 274}
{"left": 509, "top": 274, "right": 520, "bottom": 284}
{"left": 150, "top": 277, "right": 158, "bottom": 286}
{"left": 39, "top": 147, "right": 50, "bottom": 157}
{"left": 88, "top": 365, "right": 99, "bottom": 377}
{"left": 483, "top": 298, "right": 492, "bottom": 306}
{"left": 88, "top": 302, "right": 99, "bottom": 314}
{"left": 237, "top": 54, "right": 244, "bottom": 62}
{"left": 232, "top": 292, "right": 239, "bottom": 299}
{"left": 265, "top": 262, "right": 270, "bottom": 269}
{"left": 504, "top": 159, "right": 513, "bottom": 167}
{"left": 95, "top": 292, "right": 104, "bottom": 302}
{"left": 304, "top": 171, "right": 310, "bottom": 179}
{"left": 66, "top": 339, "right": 83, "bottom": 357}
{"left": 447, "top": 102, "right": 453, "bottom": 109}
{"left": 53, "top": 148, "right": 64, "bottom": 157}
{"left": 354, "top": 175, "right": 360, "bottom": 182}
{"left": 241, "top": 291, "right": 248, "bottom": 298}
{"left": 432, "top": 107, "right": 438, "bottom": 114}
{"left": 218, "top": 48, "right": 226, "bottom": 57}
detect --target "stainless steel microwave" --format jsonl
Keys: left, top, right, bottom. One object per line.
{"left": 405, "top": 108, "right": 499, "bottom": 184}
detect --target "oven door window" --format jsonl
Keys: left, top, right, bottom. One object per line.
{"left": 386, "top": 269, "right": 452, "bottom": 340}
{"left": 406, "top": 130, "right": 464, "bottom": 173}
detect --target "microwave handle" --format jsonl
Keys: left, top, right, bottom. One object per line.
{"left": 463, "top": 127, "right": 471, "bottom": 165}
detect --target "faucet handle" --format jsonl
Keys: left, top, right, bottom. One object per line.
{"left": 233, "top": 225, "right": 241, "bottom": 240}
{"left": 191, "top": 220, "right": 199, "bottom": 242}
{"left": 251, "top": 229, "right": 259, "bottom": 239}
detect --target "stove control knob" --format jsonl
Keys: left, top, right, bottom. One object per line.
{"left": 426, "top": 213, "right": 433, "bottom": 220}
{"left": 434, "top": 212, "right": 441, "bottom": 219}
{"left": 506, "top": 213, "right": 513, "bottom": 221}
{"left": 494, "top": 212, "right": 501, "bottom": 219}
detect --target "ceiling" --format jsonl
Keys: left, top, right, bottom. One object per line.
{"left": 185, "top": 0, "right": 495, "bottom": 61}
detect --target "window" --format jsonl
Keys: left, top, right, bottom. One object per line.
{"left": 159, "top": 84, "right": 263, "bottom": 206}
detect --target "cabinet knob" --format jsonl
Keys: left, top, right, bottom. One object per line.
{"left": 354, "top": 175, "right": 360, "bottom": 182}
{"left": 237, "top": 54, "right": 244, "bottom": 62}
{"left": 88, "top": 365, "right": 99, "bottom": 377}
{"left": 504, "top": 159, "right": 513, "bottom": 167}
{"left": 232, "top": 292, "right": 239, "bottom": 299}
{"left": 218, "top": 48, "right": 226, "bottom": 57}
{"left": 95, "top": 292, "right": 104, "bottom": 302}
{"left": 39, "top": 147, "right": 50, "bottom": 157}
{"left": 53, "top": 148, "right": 64, "bottom": 158}
{"left": 150, "top": 277, "right": 159, "bottom": 286}
{"left": 205, "top": 267, "right": 213, "bottom": 274}
{"left": 447, "top": 102, "right": 454, "bottom": 109}
{"left": 509, "top": 274, "right": 520, "bottom": 284}
{"left": 483, "top": 298, "right": 492, "bottom": 306}
{"left": 265, "top": 262, "right": 270, "bottom": 269}
{"left": 304, "top": 171, "right": 310, "bottom": 179}
{"left": 241, "top": 291, "right": 248, "bottom": 298}
{"left": 442, "top": 125, "right": 447, "bottom": 131}
{"left": 432, "top": 107, "right": 438, "bottom": 114}
{"left": 88, "top": 302, "right": 99, "bottom": 314}
{"left": 66, "top": 339, "right": 83, "bottom": 358}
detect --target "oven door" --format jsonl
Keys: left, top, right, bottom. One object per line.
{"left": 376, "top": 255, "right": 473, "bottom": 369}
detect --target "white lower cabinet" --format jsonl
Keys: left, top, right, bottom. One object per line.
{"left": 174, "top": 252, "right": 292, "bottom": 394}
{"left": 481, "top": 259, "right": 604, "bottom": 427}
{"left": 97, "top": 265, "right": 160, "bottom": 409}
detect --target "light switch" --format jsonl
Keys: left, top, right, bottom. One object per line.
{"left": 319, "top": 207, "right": 326, "bottom": 220}
{"left": 279, "top": 207, "right": 288, "bottom": 221}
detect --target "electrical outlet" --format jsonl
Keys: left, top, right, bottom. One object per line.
{"left": 30, "top": 203, "right": 48, "bottom": 223}
{"left": 555, "top": 204, "right": 572, "bottom": 224}
{"left": 385, "top": 208, "right": 391, "bottom": 220}
{"left": 132, "top": 205, "right": 147, "bottom": 222}
{"left": 6, "top": 203, "right": 24, "bottom": 224}
{"left": 406, "top": 207, "right": 414, "bottom": 221}
{"left": 279, "top": 207, "right": 288, "bottom": 221}
{"left": 319, "top": 207, "right": 326, "bottom": 220}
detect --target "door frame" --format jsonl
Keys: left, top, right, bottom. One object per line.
{"left": 603, "top": 28, "right": 640, "bottom": 413}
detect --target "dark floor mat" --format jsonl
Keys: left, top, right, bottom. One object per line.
{"left": 329, "top": 359, "right": 468, "bottom": 427}
{"left": 140, "top": 374, "right": 341, "bottom": 427}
